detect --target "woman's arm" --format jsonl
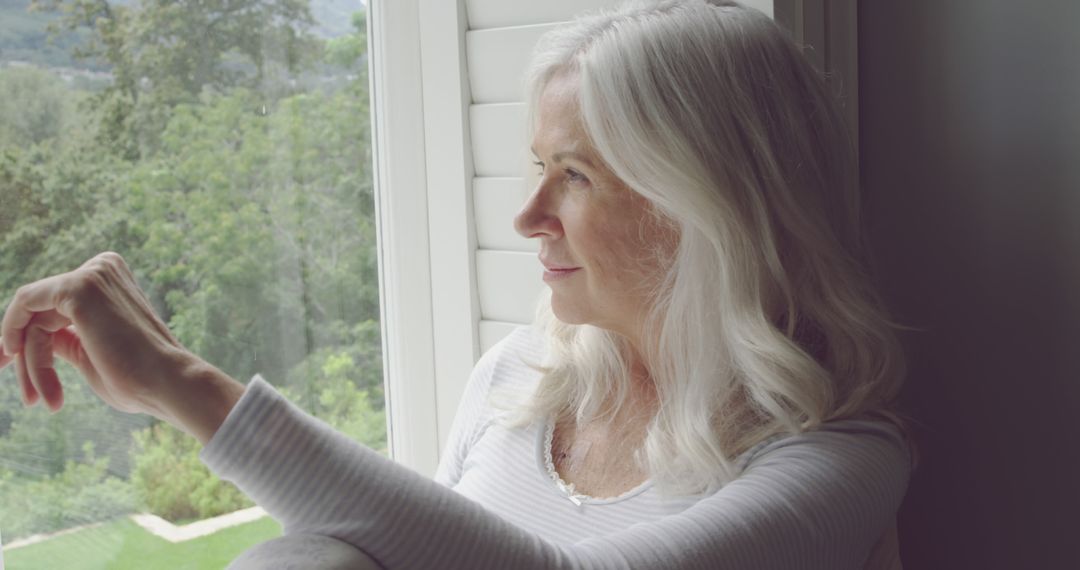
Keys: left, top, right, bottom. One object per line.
{"left": 202, "top": 377, "right": 910, "bottom": 570}
{"left": 0, "top": 255, "right": 908, "bottom": 568}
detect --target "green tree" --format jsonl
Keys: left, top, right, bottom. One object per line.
{"left": 0, "top": 133, "right": 134, "bottom": 296}
{"left": 284, "top": 319, "right": 385, "bottom": 443}
{"left": 0, "top": 66, "right": 83, "bottom": 148}
{"left": 31, "top": 0, "right": 322, "bottom": 157}
{"left": 325, "top": 10, "right": 367, "bottom": 71}
{"left": 120, "top": 83, "right": 377, "bottom": 386}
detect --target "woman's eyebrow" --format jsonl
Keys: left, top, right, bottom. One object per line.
{"left": 530, "top": 147, "right": 595, "bottom": 167}
{"left": 553, "top": 152, "right": 594, "bottom": 166}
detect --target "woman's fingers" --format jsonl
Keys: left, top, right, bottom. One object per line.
{"left": 24, "top": 325, "right": 63, "bottom": 412}
{"left": 16, "top": 352, "right": 39, "bottom": 406}
{"left": 0, "top": 338, "right": 12, "bottom": 371}
{"left": 52, "top": 326, "right": 107, "bottom": 396}
{"left": 20, "top": 311, "right": 73, "bottom": 412}
{"left": 0, "top": 311, "right": 76, "bottom": 411}
{"left": 1, "top": 272, "right": 70, "bottom": 356}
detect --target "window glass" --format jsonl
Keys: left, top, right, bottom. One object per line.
{"left": 0, "top": 0, "right": 382, "bottom": 566}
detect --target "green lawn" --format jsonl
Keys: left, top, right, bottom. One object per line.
{"left": 3, "top": 516, "right": 282, "bottom": 570}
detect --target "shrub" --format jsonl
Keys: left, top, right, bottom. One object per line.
{"left": 282, "top": 338, "right": 387, "bottom": 454}
{"left": 130, "top": 423, "right": 253, "bottom": 523}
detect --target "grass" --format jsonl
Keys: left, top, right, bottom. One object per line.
{"left": 3, "top": 516, "right": 282, "bottom": 570}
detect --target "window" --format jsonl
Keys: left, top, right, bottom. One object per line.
{"left": 0, "top": 0, "right": 383, "bottom": 565}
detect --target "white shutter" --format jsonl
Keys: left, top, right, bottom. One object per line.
{"left": 466, "top": 24, "right": 559, "bottom": 104}
{"left": 469, "top": 103, "right": 527, "bottom": 177}
{"left": 476, "top": 250, "right": 545, "bottom": 324}
{"left": 474, "top": 177, "right": 536, "bottom": 253}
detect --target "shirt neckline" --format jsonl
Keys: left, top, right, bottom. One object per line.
{"left": 535, "top": 418, "right": 654, "bottom": 506}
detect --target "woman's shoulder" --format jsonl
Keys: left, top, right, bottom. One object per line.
{"left": 482, "top": 324, "right": 547, "bottom": 359}
{"left": 460, "top": 325, "right": 548, "bottom": 409}
{"left": 472, "top": 325, "right": 548, "bottom": 384}
{"left": 437, "top": 326, "right": 548, "bottom": 474}
{"left": 735, "top": 416, "right": 912, "bottom": 475}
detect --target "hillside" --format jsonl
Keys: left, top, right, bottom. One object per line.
{"left": 0, "top": 0, "right": 92, "bottom": 68}
{"left": 0, "top": 0, "right": 364, "bottom": 70}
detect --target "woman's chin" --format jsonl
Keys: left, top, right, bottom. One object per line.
{"left": 549, "top": 299, "right": 589, "bottom": 326}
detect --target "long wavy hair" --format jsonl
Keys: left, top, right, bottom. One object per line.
{"left": 506, "top": 0, "right": 918, "bottom": 496}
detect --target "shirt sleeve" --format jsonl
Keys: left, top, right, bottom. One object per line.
{"left": 201, "top": 378, "right": 910, "bottom": 570}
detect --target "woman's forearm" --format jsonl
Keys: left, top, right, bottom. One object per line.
{"left": 157, "top": 352, "right": 247, "bottom": 445}
{"left": 201, "top": 376, "right": 910, "bottom": 570}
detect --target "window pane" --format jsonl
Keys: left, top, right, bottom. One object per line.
{"left": 0, "top": 0, "right": 381, "bottom": 566}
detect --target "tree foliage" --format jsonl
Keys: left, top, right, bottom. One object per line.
{"left": 30, "top": 0, "right": 322, "bottom": 157}
{"left": 0, "top": 65, "right": 83, "bottom": 148}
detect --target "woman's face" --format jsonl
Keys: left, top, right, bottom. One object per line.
{"left": 514, "top": 73, "right": 677, "bottom": 341}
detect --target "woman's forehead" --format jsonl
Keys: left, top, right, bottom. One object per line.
{"left": 537, "top": 75, "right": 580, "bottom": 122}
{"left": 540, "top": 71, "right": 579, "bottom": 104}
{"left": 533, "top": 76, "right": 592, "bottom": 155}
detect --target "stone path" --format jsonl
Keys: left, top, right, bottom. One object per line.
{"left": 131, "top": 507, "right": 267, "bottom": 543}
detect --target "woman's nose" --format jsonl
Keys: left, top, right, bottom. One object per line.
{"left": 513, "top": 182, "right": 562, "bottom": 239}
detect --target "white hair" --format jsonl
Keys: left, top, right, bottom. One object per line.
{"left": 506, "top": 0, "right": 916, "bottom": 496}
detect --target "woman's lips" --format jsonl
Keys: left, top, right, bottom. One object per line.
{"left": 543, "top": 267, "right": 581, "bottom": 281}
{"left": 539, "top": 256, "right": 580, "bottom": 281}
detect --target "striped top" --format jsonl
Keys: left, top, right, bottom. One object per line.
{"left": 201, "top": 326, "right": 911, "bottom": 569}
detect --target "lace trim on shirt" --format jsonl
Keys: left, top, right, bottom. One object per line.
{"left": 542, "top": 421, "right": 591, "bottom": 506}
{"left": 541, "top": 419, "right": 653, "bottom": 506}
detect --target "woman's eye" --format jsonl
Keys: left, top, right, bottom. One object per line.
{"left": 565, "top": 169, "right": 589, "bottom": 185}
{"left": 532, "top": 161, "right": 589, "bottom": 186}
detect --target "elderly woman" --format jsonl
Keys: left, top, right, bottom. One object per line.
{"left": 0, "top": 0, "right": 915, "bottom": 568}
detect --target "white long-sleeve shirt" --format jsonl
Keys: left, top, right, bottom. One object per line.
{"left": 201, "top": 326, "right": 911, "bottom": 569}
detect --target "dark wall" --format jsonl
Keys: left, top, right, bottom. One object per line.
{"left": 859, "top": 2, "right": 1080, "bottom": 568}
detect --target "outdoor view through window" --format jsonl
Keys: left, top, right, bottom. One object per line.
{"left": 0, "top": 0, "right": 382, "bottom": 566}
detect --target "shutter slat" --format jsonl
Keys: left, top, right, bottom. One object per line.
{"left": 470, "top": 103, "right": 527, "bottom": 178}
{"left": 474, "top": 177, "right": 536, "bottom": 252}
{"left": 476, "top": 250, "right": 544, "bottom": 323}
{"left": 467, "top": 24, "right": 559, "bottom": 104}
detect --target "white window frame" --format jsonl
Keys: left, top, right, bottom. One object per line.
{"left": 368, "top": 0, "right": 480, "bottom": 477}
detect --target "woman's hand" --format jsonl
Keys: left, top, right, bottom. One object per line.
{"left": 0, "top": 252, "right": 245, "bottom": 444}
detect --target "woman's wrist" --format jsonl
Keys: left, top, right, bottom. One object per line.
{"left": 155, "top": 351, "right": 247, "bottom": 445}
